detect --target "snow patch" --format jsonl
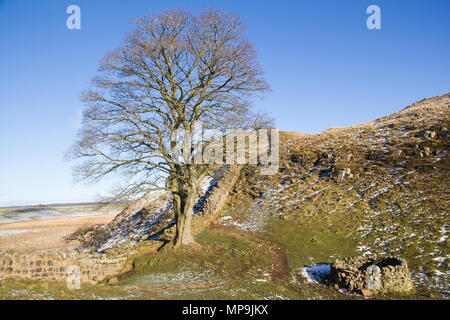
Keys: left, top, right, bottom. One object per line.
{"left": 300, "top": 263, "right": 331, "bottom": 283}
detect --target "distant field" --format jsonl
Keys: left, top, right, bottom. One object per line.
{"left": 0, "top": 203, "right": 126, "bottom": 224}
{"left": 0, "top": 203, "right": 125, "bottom": 251}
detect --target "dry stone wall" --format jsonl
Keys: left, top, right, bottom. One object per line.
{"left": 193, "top": 165, "right": 241, "bottom": 219}
{"left": 326, "top": 256, "right": 414, "bottom": 295}
{"left": 0, "top": 249, "right": 127, "bottom": 284}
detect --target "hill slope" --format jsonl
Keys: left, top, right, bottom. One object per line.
{"left": 223, "top": 93, "right": 449, "bottom": 296}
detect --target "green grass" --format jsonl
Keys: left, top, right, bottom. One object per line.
{"left": 0, "top": 228, "right": 299, "bottom": 300}
{"left": 0, "top": 278, "right": 143, "bottom": 300}
{"left": 113, "top": 225, "right": 352, "bottom": 299}
{"left": 120, "top": 229, "right": 273, "bottom": 288}
{"left": 0, "top": 215, "right": 433, "bottom": 300}
{"left": 268, "top": 218, "right": 359, "bottom": 270}
{"left": 0, "top": 222, "right": 357, "bottom": 300}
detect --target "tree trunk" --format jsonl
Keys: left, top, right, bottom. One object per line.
{"left": 172, "top": 190, "right": 197, "bottom": 248}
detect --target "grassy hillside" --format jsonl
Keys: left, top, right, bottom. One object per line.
{"left": 224, "top": 93, "right": 449, "bottom": 297}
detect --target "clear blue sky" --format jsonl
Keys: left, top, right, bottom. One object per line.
{"left": 0, "top": 0, "right": 449, "bottom": 206}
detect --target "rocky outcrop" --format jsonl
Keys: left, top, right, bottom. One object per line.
{"left": 326, "top": 256, "right": 414, "bottom": 295}
{"left": 423, "top": 130, "right": 436, "bottom": 139}
{"left": 341, "top": 153, "right": 353, "bottom": 162}
{"left": 391, "top": 149, "right": 403, "bottom": 158}
{"left": 335, "top": 168, "right": 353, "bottom": 181}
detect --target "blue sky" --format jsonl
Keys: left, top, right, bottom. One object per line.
{"left": 0, "top": 0, "right": 449, "bottom": 206}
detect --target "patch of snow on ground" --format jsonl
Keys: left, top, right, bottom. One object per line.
{"left": 0, "top": 207, "right": 121, "bottom": 224}
{"left": 135, "top": 269, "right": 216, "bottom": 287}
{"left": 0, "top": 229, "right": 42, "bottom": 236}
{"left": 412, "top": 272, "right": 450, "bottom": 298}
{"left": 357, "top": 245, "right": 372, "bottom": 257}
{"left": 219, "top": 200, "right": 268, "bottom": 232}
{"left": 437, "top": 224, "right": 448, "bottom": 244}
{"left": 300, "top": 263, "right": 331, "bottom": 283}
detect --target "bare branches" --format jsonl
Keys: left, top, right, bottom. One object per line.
{"left": 68, "top": 8, "right": 270, "bottom": 201}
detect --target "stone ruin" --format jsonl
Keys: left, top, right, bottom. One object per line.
{"left": 326, "top": 256, "right": 415, "bottom": 296}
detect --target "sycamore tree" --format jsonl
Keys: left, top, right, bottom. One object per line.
{"left": 68, "top": 9, "right": 270, "bottom": 248}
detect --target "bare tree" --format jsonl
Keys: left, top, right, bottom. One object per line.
{"left": 67, "top": 9, "right": 270, "bottom": 248}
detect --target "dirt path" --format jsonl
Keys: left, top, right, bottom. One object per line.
{"left": 0, "top": 214, "right": 116, "bottom": 251}
{"left": 117, "top": 221, "right": 291, "bottom": 293}
{"left": 208, "top": 222, "right": 290, "bottom": 280}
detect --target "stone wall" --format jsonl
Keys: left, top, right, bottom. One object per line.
{"left": 193, "top": 165, "right": 241, "bottom": 219}
{"left": 0, "top": 249, "right": 127, "bottom": 284}
{"left": 326, "top": 256, "right": 414, "bottom": 295}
